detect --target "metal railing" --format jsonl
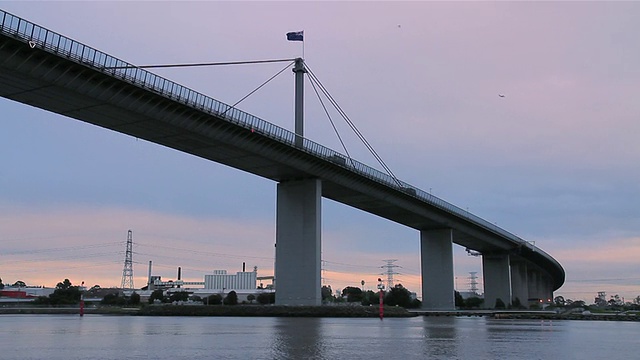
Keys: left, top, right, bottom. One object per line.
{"left": 0, "top": 9, "right": 556, "bottom": 262}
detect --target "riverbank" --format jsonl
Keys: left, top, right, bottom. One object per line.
{"left": 2, "top": 306, "right": 638, "bottom": 321}
{"left": 412, "top": 309, "right": 640, "bottom": 322}
{"left": 0, "top": 305, "right": 416, "bottom": 317}
{"left": 491, "top": 311, "right": 640, "bottom": 322}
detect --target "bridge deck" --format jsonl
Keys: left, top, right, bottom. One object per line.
{"left": 0, "top": 9, "right": 564, "bottom": 290}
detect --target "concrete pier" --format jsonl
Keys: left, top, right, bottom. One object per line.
{"left": 420, "top": 229, "right": 455, "bottom": 310}
{"left": 483, "top": 254, "right": 512, "bottom": 308}
{"left": 510, "top": 261, "right": 528, "bottom": 306}
{"left": 275, "top": 179, "right": 322, "bottom": 305}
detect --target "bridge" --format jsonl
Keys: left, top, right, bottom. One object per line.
{"left": 0, "top": 9, "right": 564, "bottom": 309}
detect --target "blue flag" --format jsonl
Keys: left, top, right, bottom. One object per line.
{"left": 286, "top": 31, "right": 304, "bottom": 41}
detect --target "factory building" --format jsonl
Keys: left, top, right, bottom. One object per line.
{"left": 204, "top": 270, "right": 257, "bottom": 291}
{"left": 142, "top": 262, "right": 272, "bottom": 303}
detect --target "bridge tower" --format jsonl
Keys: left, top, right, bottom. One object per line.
{"left": 120, "top": 230, "right": 134, "bottom": 289}
{"left": 293, "top": 57, "right": 306, "bottom": 147}
{"left": 275, "top": 57, "right": 322, "bottom": 305}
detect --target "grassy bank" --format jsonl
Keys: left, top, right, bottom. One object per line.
{"left": 0, "top": 304, "right": 416, "bottom": 317}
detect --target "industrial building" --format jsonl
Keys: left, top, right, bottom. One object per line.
{"left": 141, "top": 262, "right": 273, "bottom": 302}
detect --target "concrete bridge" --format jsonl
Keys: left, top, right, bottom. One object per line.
{"left": 0, "top": 9, "right": 564, "bottom": 309}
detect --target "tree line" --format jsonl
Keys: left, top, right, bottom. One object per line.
{"left": 323, "top": 284, "right": 422, "bottom": 308}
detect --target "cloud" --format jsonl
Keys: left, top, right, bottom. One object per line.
{"left": 551, "top": 237, "right": 640, "bottom": 301}
{"left": 0, "top": 205, "right": 276, "bottom": 286}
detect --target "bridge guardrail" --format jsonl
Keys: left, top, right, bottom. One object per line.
{"left": 0, "top": 9, "right": 554, "bottom": 261}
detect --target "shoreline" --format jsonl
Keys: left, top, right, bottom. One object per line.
{"left": 0, "top": 305, "right": 415, "bottom": 317}
{"left": 2, "top": 305, "right": 639, "bottom": 321}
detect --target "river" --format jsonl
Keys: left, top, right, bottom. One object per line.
{"left": 0, "top": 315, "right": 637, "bottom": 359}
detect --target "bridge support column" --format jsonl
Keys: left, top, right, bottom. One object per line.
{"left": 538, "top": 273, "right": 552, "bottom": 304}
{"left": 527, "top": 268, "right": 540, "bottom": 305}
{"left": 420, "top": 229, "right": 455, "bottom": 310}
{"left": 482, "top": 254, "right": 512, "bottom": 308}
{"left": 275, "top": 179, "right": 322, "bottom": 305}
{"left": 510, "top": 261, "right": 528, "bottom": 308}
{"left": 527, "top": 270, "right": 552, "bottom": 306}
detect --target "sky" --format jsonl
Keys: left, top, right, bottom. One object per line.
{"left": 1, "top": 1, "right": 639, "bottom": 303}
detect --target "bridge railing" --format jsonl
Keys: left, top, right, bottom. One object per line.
{"left": 0, "top": 9, "right": 544, "bottom": 255}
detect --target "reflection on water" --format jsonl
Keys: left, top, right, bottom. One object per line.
{"left": 271, "top": 318, "right": 323, "bottom": 359}
{"left": 421, "top": 316, "right": 459, "bottom": 358}
{"left": 0, "top": 314, "right": 637, "bottom": 360}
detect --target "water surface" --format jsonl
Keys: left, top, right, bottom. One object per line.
{"left": 0, "top": 315, "right": 636, "bottom": 359}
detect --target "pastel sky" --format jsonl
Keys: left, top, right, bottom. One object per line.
{"left": 1, "top": 1, "right": 639, "bottom": 303}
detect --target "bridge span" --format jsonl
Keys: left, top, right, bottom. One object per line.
{"left": 0, "top": 9, "right": 564, "bottom": 309}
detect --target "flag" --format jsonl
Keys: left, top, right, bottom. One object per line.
{"left": 286, "top": 31, "right": 304, "bottom": 41}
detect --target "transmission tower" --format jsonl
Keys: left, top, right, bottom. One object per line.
{"left": 468, "top": 271, "right": 479, "bottom": 295}
{"left": 381, "top": 259, "right": 400, "bottom": 290}
{"left": 120, "top": 230, "right": 134, "bottom": 289}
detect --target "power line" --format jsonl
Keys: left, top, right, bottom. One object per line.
{"left": 2, "top": 260, "right": 122, "bottom": 275}
{"left": 135, "top": 242, "right": 273, "bottom": 261}
{"left": 0, "top": 241, "right": 123, "bottom": 256}
{"left": 1, "top": 251, "right": 123, "bottom": 266}
{"left": 322, "top": 260, "right": 380, "bottom": 269}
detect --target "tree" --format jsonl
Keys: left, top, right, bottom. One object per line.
{"left": 247, "top": 294, "right": 256, "bottom": 304}
{"left": 0, "top": 277, "right": 4, "bottom": 289}
{"left": 33, "top": 296, "right": 50, "bottom": 305}
{"left": 130, "top": 292, "right": 141, "bottom": 305}
{"left": 494, "top": 298, "right": 506, "bottom": 309}
{"left": 149, "top": 289, "right": 165, "bottom": 304}
{"left": 56, "top": 279, "right": 72, "bottom": 290}
{"left": 455, "top": 291, "right": 464, "bottom": 308}
{"left": 361, "top": 290, "right": 378, "bottom": 306}
{"left": 385, "top": 284, "right": 413, "bottom": 308}
{"left": 224, "top": 290, "right": 238, "bottom": 305}
{"left": 341, "top": 286, "right": 363, "bottom": 303}
{"left": 465, "top": 297, "right": 483, "bottom": 309}
{"left": 568, "top": 300, "right": 586, "bottom": 309}
{"left": 100, "top": 292, "right": 140, "bottom": 306}
{"left": 206, "top": 294, "right": 223, "bottom": 305}
{"left": 102, "top": 293, "right": 127, "bottom": 306}
{"left": 554, "top": 296, "right": 566, "bottom": 307}
{"left": 257, "top": 292, "right": 274, "bottom": 305}
{"left": 48, "top": 281, "right": 81, "bottom": 305}
{"left": 169, "top": 291, "right": 189, "bottom": 303}
{"left": 321, "top": 285, "right": 334, "bottom": 302}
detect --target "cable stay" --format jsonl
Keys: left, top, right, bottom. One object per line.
{"left": 104, "top": 56, "right": 402, "bottom": 187}
{"left": 103, "top": 57, "right": 296, "bottom": 119}
{"left": 105, "top": 58, "right": 296, "bottom": 70}
{"left": 220, "top": 60, "right": 295, "bottom": 117}
{"left": 307, "top": 72, "right": 354, "bottom": 165}
{"left": 304, "top": 63, "right": 402, "bottom": 187}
